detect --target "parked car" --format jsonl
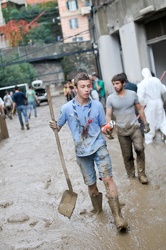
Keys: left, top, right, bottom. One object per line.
{"left": 31, "top": 80, "right": 48, "bottom": 105}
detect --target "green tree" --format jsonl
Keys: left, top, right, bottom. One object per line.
{"left": 27, "top": 25, "right": 53, "bottom": 44}
{"left": 61, "top": 56, "right": 78, "bottom": 80}
{"left": 2, "top": 1, "right": 62, "bottom": 45}
{"left": 0, "top": 63, "right": 37, "bottom": 88}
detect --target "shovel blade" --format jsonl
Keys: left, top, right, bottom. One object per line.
{"left": 58, "top": 190, "right": 78, "bottom": 219}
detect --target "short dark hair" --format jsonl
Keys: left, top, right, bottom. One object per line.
{"left": 112, "top": 73, "right": 126, "bottom": 84}
{"left": 92, "top": 72, "right": 99, "bottom": 78}
{"left": 14, "top": 85, "right": 19, "bottom": 90}
{"left": 121, "top": 72, "right": 128, "bottom": 81}
{"left": 74, "top": 72, "right": 90, "bottom": 86}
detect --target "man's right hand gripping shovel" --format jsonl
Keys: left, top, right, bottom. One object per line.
{"left": 49, "top": 120, "right": 58, "bottom": 131}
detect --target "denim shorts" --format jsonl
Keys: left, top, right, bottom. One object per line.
{"left": 76, "top": 146, "right": 113, "bottom": 186}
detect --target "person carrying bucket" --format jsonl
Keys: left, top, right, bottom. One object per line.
{"left": 49, "top": 72, "right": 128, "bottom": 232}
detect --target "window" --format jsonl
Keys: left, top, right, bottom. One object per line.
{"left": 72, "top": 37, "right": 83, "bottom": 42}
{"left": 69, "top": 18, "right": 78, "bottom": 29}
{"left": 66, "top": 0, "right": 78, "bottom": 11}
{"left": 84, "top": 0, "right": 91, "bottom": 6}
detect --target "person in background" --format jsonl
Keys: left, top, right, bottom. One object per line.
{"left": 49, "top": 72, "right": 128, "bottom": 232}
{"left": 137, "top": 68, "right": 166, "bottom": 144}
{"left": 106, "top": 73, "right": 150, "bottom": 184}
{"left": 123, "top": 73, "right": 144, "bottom": 135}
{"left": 3, "top": 91, "right": 13, "bottom": 119}
{"left": 12, "top": 86, "right": 30, "bottom": 130}
{"left": 0, "top": 97, "right": 5, "bottom": 118}
{"left": 92, "top": 73, "right": 106, "bottom": 108}
{"left": 88, "top": 74, "right": 99, "bottom": 100}
{"left": 123, "top": 73, "right": 137, "bottom": 93}
{"left": 26, "top": 86, "right": 37, "bottom": 119}
{"left": 64, "top": 80, "right": 75, "bottom": 102}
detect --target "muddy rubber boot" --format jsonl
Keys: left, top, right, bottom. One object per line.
{"left": 108, "top": 196, "right": 128, "bottom": 231}
{"left": 90, "top": 192, "right": 102, "bottom": 214}
{"left": 136, "top": 150, "right": 148, "bottom": 184}
{"left": 138, "top": 175, "right": 148, "bottom": 184}
{"left": 137, "top": 164, "right": 148, "bottom": 184}
{"left": 21, "top": 124, "right": 24, "bottom": 130}
{"left": 138, "top": 167, "right": 148, "bottom": 184}
{"left": 26, "top": 123, "right": 30, "bottom": 130}
{"left": 125, "top": 161, "right": 135, "bottom": 178}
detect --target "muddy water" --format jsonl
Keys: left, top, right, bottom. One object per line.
{"left": 0, "top": 94, "right": 166, "bottom": 250}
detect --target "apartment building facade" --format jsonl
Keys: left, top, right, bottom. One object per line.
{"left": 57, "top": 0, "right": 91, "bottom": 43}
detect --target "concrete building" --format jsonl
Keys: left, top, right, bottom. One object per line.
{"left": 90, "top": 0, "right": 166, "bottom": 94}
{"left": 57, "top": 0, "right": 91, "bottom": 43}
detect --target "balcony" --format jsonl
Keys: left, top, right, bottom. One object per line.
{"left": 81, "top": 6, "right": 91, "bottom": 15}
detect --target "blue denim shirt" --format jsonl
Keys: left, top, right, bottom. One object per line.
{"left": 57, "top": 98, "right": 106, "bottom": 157}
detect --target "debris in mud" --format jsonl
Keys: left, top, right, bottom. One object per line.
{"left": 151, "top": 185, "right": 160, "bottom": 190}
{"left": 29, "top": 220, "right": 38, "bottom": 227}
{"left": 79, "top": 209, "right": 87, "bottom": 215}
{"left": 0, "top": 200, "right": 13, "bottom": 208}
{"left": 43, "top": 218, "right": 53, "bottom": 227}
{"left": 44, "top": 178, "right": 51, "bottom": 189}
{"left": 7, "top": 213, "right": 30, "bottom": 223}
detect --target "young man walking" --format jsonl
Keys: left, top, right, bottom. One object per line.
{"left": 49, "top": 72, "right": 128, "bottom": 231}
{"left": 106, "top": 73, "right": 150, "bottom": 184}
{"left": 26, "top": 86, "right": 37, "bottom": 119}
{"left": 12, "top": 86, "right": 30, "bottom": 130}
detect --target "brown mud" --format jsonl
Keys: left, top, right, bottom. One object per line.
{"left": 0, "top": 93, "right": 166, "bottom": 250}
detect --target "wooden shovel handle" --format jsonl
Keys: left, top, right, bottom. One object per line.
{"left": 46, "top": 85, "right": 73, "bottom": 193}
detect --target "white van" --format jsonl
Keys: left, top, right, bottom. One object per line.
{"left": 0, "top": 83, "right": 29, "bottom": 99}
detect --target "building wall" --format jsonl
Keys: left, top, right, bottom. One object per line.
{"left": 57, "top": 0, "right": 90, "bottom": 43}
{"left": 91, "top": 0, "right": 166, "bottom": 92}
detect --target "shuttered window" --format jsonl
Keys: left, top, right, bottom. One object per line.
{"left": 66, "top": 0, "right": 78, "bottom": 11}
{"left": 69, "top": 18, "right": 78, "bottom": 29}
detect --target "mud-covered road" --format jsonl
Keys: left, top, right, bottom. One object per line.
{"left": 0, "top": 92, "right": 166, "bottom": 250}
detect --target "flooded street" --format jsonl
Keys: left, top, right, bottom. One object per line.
{"left": 0, "top": 92, "right": 166, "bottom": 250}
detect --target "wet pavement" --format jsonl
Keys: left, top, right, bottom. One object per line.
{"left": 0, "top": 93, "right": 166, "bottom": 250}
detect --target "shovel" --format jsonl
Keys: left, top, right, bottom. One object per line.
{"left": 46, "top": 85, "right": 78, "bottom": 219}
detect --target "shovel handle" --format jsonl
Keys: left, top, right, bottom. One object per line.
{"left": 46, "top": 85, "right": 73, "bottom": 193}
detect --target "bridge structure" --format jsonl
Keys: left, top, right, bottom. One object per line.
{"left": 0, "top": 41, "right": 96, "bottom": 85}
